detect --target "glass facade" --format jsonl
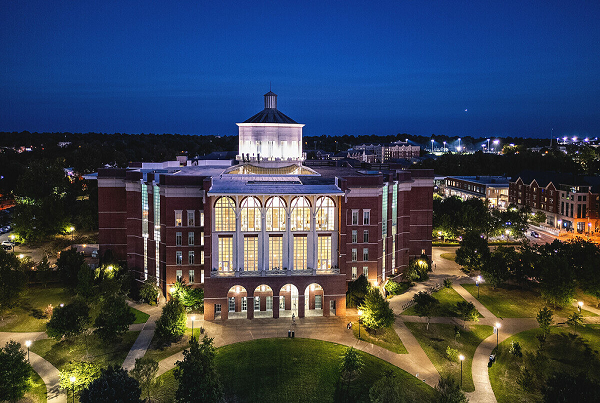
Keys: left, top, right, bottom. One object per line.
{"left": 293, "top": 236, "right": 307, "bottom": 270}
{"left": 317, "top": 235, "right": 332, "bottom": 270}
{"left": 244, "top": 236, "right": 258, "bottom": 271}
{"left": 291, "top": 197, "right": 311, "bottom": 231}
{"left": 218, "top": 236, "right": 233, "bottom": 271}
{"left": 215, "top": 197, "right": 236, "bottom": 231}
{"left": 269, "top": 236, "right": 283, "bottom": 270}
{"left": 266, "top": 197, "right": 286, "bottom": 231}
{"left": 316, "top": 196, "right": 335, "bottom": 231}
{"left": 241, "top": 197, "right": 261, "bottom": 231}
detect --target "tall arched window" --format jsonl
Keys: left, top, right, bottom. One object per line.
{"left": 240, "top": 196, "right": 261, "bottom": 231}
{"left": 214, "top": 197, "right": 236, "bottom": 231}
{"left": 266, "top": 197, "right": 286, "bottom": 231}
{"left": 290, "top": 197, "right": 311, "bottom": 231}
{"left": 316, "top": 196, "right": 335, "bottom": 231}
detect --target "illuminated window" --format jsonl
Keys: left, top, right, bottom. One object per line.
{"left": 200, "top": 250, "right": 204, "bottom": 264}
{"left": 175, "top": 211, "right": 182, "bottom": 227}
{"left": 200, "top": 231, "right": 204, "bottom": 246}
{"left": 363, "top": 266, "right": 369, "bottom": 278}
{"left": 241, "top": 196, "right": 261, "bottom": 231}
{"left": 200, "top": 212, "right": 204, "bottom": 226}
{"left": 269, "top": 236, "right": 283, "bottom": 270}
{"left": 244, "top": 236, "right": 258, "bottom": 271}
{"left": 279, "top": 295, "right": 285, "bottom": 309}
{"left": 352, "top": 230, "right": 357, "bottom": 243}
{"left": 266, "top": 197, "right": 286, "bottom": 231}
{"left": 294, "top": 236, "right": 307, "bottom": 270}
{"left": 188, "top": 251, "right": 194, "bottom": 265}
{"left": 254, "top": 296, "right": 260, "bottom": 311}
{"left": 176, "top": 232, "right": 182, "bottom": 246}
{"left": 215, "top": 197, "right": 236, "bottom": 231}
{"left": 291, "top": 197, "right": 311, "bottom": 231}
{"left": 189, "top": 269, "right": 195, "bottom": 283}
{"left": 266, "top": 296, "right": 273, "bottom": 310}
{"left": 351, "top": 248, "right": 357, "bottom": 262}
{"left": 352, "top": 266, "right": 357, "bottom": 279}
{"left": 352, "top": 210, "right": 359, "bottom": 225}
{"left": 316, "top": 197, "right": 335, "bottom": 231}
{"left": 218, "top": 236, "right": 233, "bottom": 271}
{"left": 317, "top": 235, "right": 332, "bottom": 270}
{"left": 176, "top": 270, "right": 182, "bottom": 282}
{"left": 176, "top": 251, "right": 182, "bottom": 265}
{"left": 187, "top": 211, "right": 195, "bottom": 226}
{"left": 363, "top": 248, "right": 369, "bottom": 261}
{"left": 188, "top": 232, "right": 194, "bottom": 245}
{"left": 363, "top": 210, "right": 370, "bottom": 225}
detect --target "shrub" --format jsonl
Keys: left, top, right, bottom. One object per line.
{"left": 139, "top": 276, "right": 159, "bottom": 305}
{"left": 155, "top": 299, "right": 187, "bottom": 346}
{"left": 446, "top": 346, "right": 459, "bottom": 362}
{"left": 456, "top": 301, "right": 479, "bottom": 322}
{"left": 443, "top": 278, "right": 453, "bottom": 288}
{"left": 46, "top": 299, "right": 90, "bottom": 340}
{"left": 384, "top": 280, "right": 404, "bottom": 296}
{"left": 509, "top": 341, "right": 522, "bottom": 357}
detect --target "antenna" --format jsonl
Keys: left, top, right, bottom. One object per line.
{"left": 550, "top": 128, "right": 553, "bottom": 148}
{"left": 270, "top": 81, "right": 271, "bottom": 91}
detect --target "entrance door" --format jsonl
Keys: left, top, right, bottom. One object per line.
{"left": 315, "top": 295, "right": 322, "bottom": 309}
{"left": 330, "top": 299, "right": 336, "bottom": 316}
{"left": 291, "top": 287, "right": 298, "bottom": 314}
{"left": 228, "top": 297, "right": 235, "bottom": 312}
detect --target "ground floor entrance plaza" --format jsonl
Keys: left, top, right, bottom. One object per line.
{"left": 203, "top": 275, "right": 347, "bottom": 320}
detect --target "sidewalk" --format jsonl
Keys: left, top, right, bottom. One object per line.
{"left": 122, "top": 300, "right": 164, "bottom": 371}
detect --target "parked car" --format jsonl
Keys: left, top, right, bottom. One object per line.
{"left": 1, "top": 241, "right": 13, "bottom": 250}
{"left": 530, "top": 231, "right": 540, "bottom": 238}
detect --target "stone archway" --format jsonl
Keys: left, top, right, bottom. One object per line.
{"left": 226, "top": 285, "right": 248, "bottom": 319}
{"left": 253, "top": 284, "right": 274, "bottom": 318}
{"left": 279, "top": 284, "right": 299, "bottom": 317}
{"left": 304, "top": 283, "right": 324, "bottom": 317}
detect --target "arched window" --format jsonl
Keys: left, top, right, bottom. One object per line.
{"left": 214, "top": 197, "right": 236, "bottom": 232}
{"left": 266, "top": 197, "right": 286, "bottom": 231}
{"left": 316, "top": 196, "right": 335, "bottom": 231}
{"left": 240, "top": 197, "right": 261, "bottom": 231}
{"left": 290, "top": 197, "right": 311, "bottom": 231}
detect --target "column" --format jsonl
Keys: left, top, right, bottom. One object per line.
{"left": 204, "top": 301, "right": 215, "bottom": 320}
{"left": 298, "top": 294, "right": 305, "bottom": 318}
{"left": 273, "top": 295, "right": 280, "bottom": 319}
{"left": 323, "top": 296, "right": 331, "bottom": 317}
{"left": 335, "top": 295, "right": 346, "bottom": 317}
{"left": 247, "top": 296, "right": 254, "bottom": 320}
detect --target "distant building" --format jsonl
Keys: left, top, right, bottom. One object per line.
{"left": 444, "top": 176, "right": 510, "bottom": 209}
{"left": 350, "top": 142, "right": 420, "bottom": 163}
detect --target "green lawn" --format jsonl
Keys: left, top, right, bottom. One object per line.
{"left": 440, "top": 253, "right": 456, "bottom": 261}
{"left": 130, "top": 307, "right": 150, "bottom": 324}
{"left": 30, "top": 331, "right": 139, "bottom": 370}
{"left": 489, "top": 325, "right": 600, "bottom": 403}
{"left": 0, "top": 286, "right": 74, "bottom": 332}
{"left": 402, "top": 287, "right": 482, "bottom": 318}
{"left": 351, "top": 321, "right": 407, "bottom": 354}
{"left": 462, "top": 283, "right": 598, "bottom": 318}
{"left": 21, "top": 370, "right": 47, "bottom": 403}
{"left": 144, "top": 328, "right": 197, "bottom": 363}
{"left": 154, "top": 338, "right": 438, "bottom": 403}
{"left": 405, "top": 322, "right": 493, "bottom": 392}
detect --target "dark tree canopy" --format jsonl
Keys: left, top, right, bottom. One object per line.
{"left": 94, "top": 294, "right": 136, "bottom": 341}
{"left": 46, "top": 299, "right": 90, "bottom": 340}
{"left": 346, "top": 274, "right": 370, "bottom": 307}
{"left": 0, "top": 340, "right": 33, "bottom": 402}
{"left": 455, "top": 231, "right": 490, "bottom": 271}
{"left": 56, "top": 248, "right": 87, "bottom": 288}
{"left": 79, "top": 365, "right": 142, "bottom": 403}
{"left": 0, "top": 248, "right": 26, "bottom": 318}
{"left": 174, "top": 336, "right": 223, "bottom": 403}
{"left": 155, "top": 298, "right": 187, "bottom": 346}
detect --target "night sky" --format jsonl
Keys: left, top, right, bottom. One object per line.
{"left": 2, "top": 1, "right": 599, "bottom": 138}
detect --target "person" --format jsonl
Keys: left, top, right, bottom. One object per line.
{"left": 292, "top": 313, "right": 296, "bottom": 324}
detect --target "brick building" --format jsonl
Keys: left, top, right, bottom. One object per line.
{"left": 98, "top": 92, "right": 433, "bottom": 320}
{"left": 444, "top": 176, "right": 510, "bottom": 209}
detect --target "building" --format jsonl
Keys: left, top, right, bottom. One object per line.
{"left": 345, "top": 142, "right": 421, "bottom": 163}
{"left": 444, "top": 176, "right": 509, "bottom": 209}
{"left": 509, "top": 170, "right": 600, "bottom": 232}
{"left": 97, "top": 91, "right": 433, "bottom": 320}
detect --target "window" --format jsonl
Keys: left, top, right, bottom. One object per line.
{"left": 200, "top": 231, "right": 204, "bottom": 246}
{"left": 176, "top": 270, "right": 182, "bottom": 282}
{"left": 316, "top": 197, "right": 335, "bottom": 231}
{"left": 188, "top": 251, "right": 195, "bottom": 265}
{"left": 175, "top": 232, "right": 182, "bottom": 246}
{"left": 363, "top": 248, "right": 369, "bottom": 261}
{"left": 352, "top": 230, "right": 357, "bottom": 243}
{"left": 188, "top": 232, "right": 194, "bottom": 245}
{"left": 279, "top": 295, "right": 285, "bottom": 309}
{"left": 244, "top": 236, "right": 258, "bottom": 271}
{"left": 215, "top": 304, "right": 221, "bottom": 314}
{"left": 176, "top": 251, "right": 182, "bottom": 265}
{"left": 266, "top": 296, "right": 273, "bottom": 310}
{"left": 200, "top": 212, "right": 204, "bottom": 227}
{"left": 363, "top": 210, "right": 370, "bottom": 225}
{"left": 241, "top": 196, "right": 261, "bottom": 231}
{"left": 352, "top": 266, "right": 357, "bottom": 279}
{"left": 254, "top": 296, "right": 260, "bottom": 311}
{"left": 215, "top": 197, "right": 236, "bottom": 231}
{"left": 175, "top": 211, "right": 182, "bottom": 227}
{"left": 317, "top": 235, "right": 332, "bottom": 270}
{"left": 351, "top": 248, "right": 357, "bottom": 262}
{"left": 291, "top": 197, "right": 311, "bottom": 231}
{"left": 229, "top": 297, "right": 235, "bottom": 312}
{"left": 363, "top": 230, "right": 369, "bottom": 243}
{"left": 187, "top": 211, "right": 195, "bottom": 226}
{"left": 352, "top": 210, "right": 359, "bottom": 225}
{"left": 363, "top": 266, "right": 369, "bottom": 278}
{"left": 294, "top": 236, "right": 307, "bottom": 270}
{"left": 189, "top": 269, "right": 195, "bottom": 283}
{"left": 241, "top": 297, "right": 247, "bottom": 312}
{"left": 218, "top": 236, "right": 233, "bottom": 271}
{"left": 266, "top": 197, "right": 286, "bottom": 231}
{"left": 269, "top": 236, "right": 283, "bottom": 270}
{"left": 315, "top": 295, "right": 322, "bottom": 309}
{"left": 200, "top": 250, "right": 204, "bottom": 265}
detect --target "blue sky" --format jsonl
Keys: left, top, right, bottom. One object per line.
{"left": 1, "top": 0, "right": 599, "bottom": 138}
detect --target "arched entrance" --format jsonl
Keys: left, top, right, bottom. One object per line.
{"left": 304, "top": 283, "right": 324, "bottom": 317}
{"left": 279, "top": 284, "right": 299, "bottom": 317}
{"left": 254, "top": 284, "right": 274, "bottom": 318}
{"left": 227, "top": 285, "right": 248, "bottom": 319}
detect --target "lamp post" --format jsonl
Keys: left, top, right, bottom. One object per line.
{"left": 69, "top": 226, "right": 75, "bottom": 241}
{"left": 495, "top": 322, "right": 501, "bottom": 349}
{"left": 486, "top": 138, "right": 490, "bottom": 152}
{"left": 459, "top": 354, "right": 465, "bottom": 388}
{"left": 458, "top": 137, "right": 461, "bottom": 152}
{"left": 25, "top": 340, "right": 31, "bottom": 362}
{"left": 191, "top": 315, "right": 195, "bottom": 340}
{"left": 493, "top": 139, "right": 499, "bottom": 153}
{"left": 9, "top": 234, "right": 15, "bottom": 251}
{"left": 476, "top": 275, "right": 481, "bottom": 298}
{"left": 431, "top": 139, "right": 434, "bottom": 153}
{"left": 69, "top": 376, "right": 76, "bottom": 403}
{"left": 443, "top": 141, "right": 447, "bottom": 152}
{"left": 357, "top": 309, "right": 363, "bottom": 339}
{"left": 578, "top": 301, "right": 583, "bottom": 313}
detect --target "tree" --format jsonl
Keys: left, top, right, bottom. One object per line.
{"left": 566, "top": 311, "right": 583, "bottom": 334}
{"left": 358, "top": 288, "right": 395, "bottom": 331}
{"left": 530, "top": 211, "right": 547, "bottom": 225}
{"left": 405, "top": 256, "right": 430, "bottom": 282}
{"left": 384, "top": 279, "right": 405, "bottom": 296}
{"left": 369, "top": 371, "right": 411, "bottom": 403}
{"left": 139, "top": 276, "right": 159, "bottom": 305}
{"left": 412, "top": 291, "right": 439, "bottom": 330}
{"left": 76, "top": 265, "right": 95, "bottom": 297}
{"left": 339, "top": 347, "right": 364, "bottom": 399}
{"left": 37, "top": 255, "right": 54, "bottom": 288}
{"left": 174, "top": 336, "right": 223, "bottom": 403}
{"left": 46, "top": 299, "right": 90, "bottom": 340}
{"left": 130, "top": 357, "right": 159, "bottom": 402}
{"left": 481, "top": 246, "right": 516, "bottom": 288}
{"left": 59, "top": 361, "right": 101, "bottom": 391}
{"left": 155, "top": 298, "right": 187, "bottom": 346}
{"left": 0, "top": 340, "right": 33, "bottom": 402}
{"left": 346, "top": 274, "right": 370, "bottom": 307}
{"left": 455, "top": 231, "right": 490, "bottom": 271}
{"left": 542, "top": 371, "right": 600, "bottom": 403}
{"left": 0, "top": 248, "right": 26, "bottom": 320}
{"left": 171, "top": 280, "right": 204, "bottom": 312}
{"left": 56, "top": 248, "right": 86, "bottom": 288}
{"left": 94, "top": 295, "right": 136, "bottom": 341}
{"left": 455, "top": 301, "right": 479, "bottom": 322}
{"left": 79, "top": 365, "right": 142, "bottom": 403}
{"left": 539, "top": 256, "right": 575, "bottom": 307}
{"left": 536, "top": 307, "right": 553, "bottom": 335}
{"left": 435, "top": 375, "right": 468, "bottom": 403}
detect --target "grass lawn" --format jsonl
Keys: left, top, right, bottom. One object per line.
{"left": 21, "top": 370, "right": 47, "bottom": 403}
{"left": 462, "top": 283, "right": 598, "bottom": 318}
{"left": 154, "top": 338, "right": 438, "bottom": 403}
{"left": 402, "top": 287, "right": 482, "bottom": 318}
{"left": 351, "top": 322, "right": 407, "bottom": 354}
{"left": 144, "top": 328, "right": 197, "bottom": 363}
{"left": 0, "top": 286, "right": 74, "bottom": 332}
{"left": 489, "top": 325, "right": 600, "bottom": 403}
{"left": 405, "top": 322, "right": 493, "bottom": 392}
{"left": 30, "top": 331, "right": 139, "bottom": 370}
{"left": 130, "top": 307, "right": 150, "bottom": 324}
{"left": 440, "top": 253, "right": 456, "bottom": 261}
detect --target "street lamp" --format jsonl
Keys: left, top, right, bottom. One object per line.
{"left": 69, "top": 376, "right": 76, "bottom": 403}
{"left": 476, "top": 275, "right": 481, "bottom": 298}
{"left": 69, "top": 226, "right": 75, "bottom": 241}
{"left": 459, "top": 354, "right": 465, "bottom": 388}
{"left": 578, "top": 301, "right": 583, "bottom": 313}
{"left": 486, "top": 138, "right": 490, "bottom": 152}
{"left": 25, "top": 340, "right": 31, "bottom": 362}
{"left": 9, "top": 234, "right": 15, "bottom": 251}
{"left": 357, "top": 309, "right": 363, "bottom": 339}
{"left": 443, "top": 141, "right": 447, "bottom": 152}
{"left": 493, "top": 139, "right": 499, "bottom": 153}
{"left": 191, "top": 315, "right": 195, "bottom": 340}
{"left": 431, "top": 139, "right": 434, "bottom": 153}
{"left": 495, "top": 322, "right": 501, "bottom": 349}
{"left": 458, "top": 137, "right": 461, "bottom": 152}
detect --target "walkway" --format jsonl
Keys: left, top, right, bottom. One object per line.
{"left": 122, "top": 300, "right": 164, "bottom": 371}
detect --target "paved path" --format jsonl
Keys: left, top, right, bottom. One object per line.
{"left": 122, "top": 300, "right": 164, "bottom": 371}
